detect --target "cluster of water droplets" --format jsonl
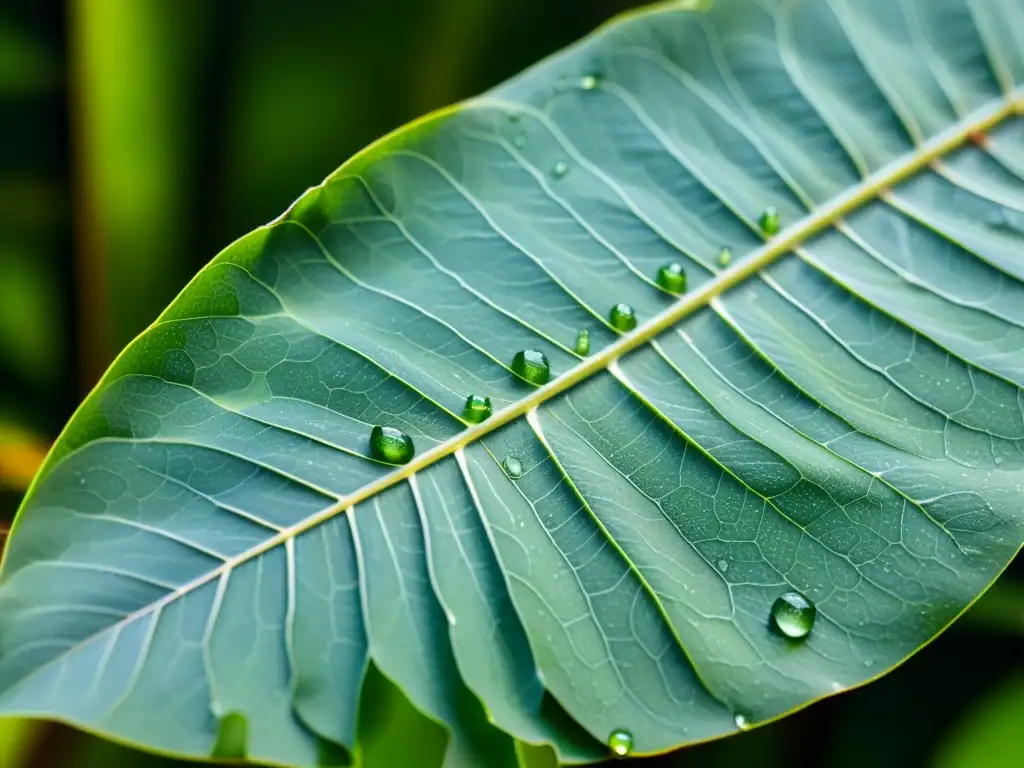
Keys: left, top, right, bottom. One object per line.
{"left": 366, "top": 75, "right": 810, "bottom": 749}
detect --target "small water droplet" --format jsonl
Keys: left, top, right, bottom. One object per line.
{"left": 462, "top": 394, "right": 493, "bottom": 424}
{"left": 511, "top": 349, "right": 551, "bottom": 385}
{"left": 503, "top": 456, "right": 524, "bottom": 479}
{"left": 770, "top": 591, "right": 816, "bottom": 640}
{"left": 607, "top": 728, "right": 633, "bottom": 757}
{"left": 574, "top": 328, "right": 591, "bottom": 356}
{"left": 580, "top": 73, "right": 600, "bottom": 91}
{"left": 994, "top": 456, "right": 1004, "bottom": 465}
{"left": 512, "top": 134, "right": 527, "bottom": 148}
{"left": 369, "top": 426, "right": 415, "bottom": 465}
{"left": 717, "top": 246, "right": 732, "bottom": 268}
{"left": 656, "top": 262, "right": 687, "bottom": 293}
{"left": 552, "top": 160, "right": 569, "bottom": 179}
{"left": 717, "top": 559, "right": 729, "bottom": 572}
{"left": 734, "top": 713, "right": 751, "bottom": 730}
{"left": 759, "top": 207, "right": 780, "bottom": 236}
{"left": 609, "top": 303, "right": 637, "bottom": 332}
{"left": 864, "top": 658, "right": 874, "bottom": 668}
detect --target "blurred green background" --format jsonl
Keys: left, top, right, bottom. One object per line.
{"left": 0, "top": 1, "right": 1021, "bottom": 766}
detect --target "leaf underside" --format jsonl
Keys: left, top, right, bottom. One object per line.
{"left": 2, "top": 0, "right": 1024, "bottom": 765}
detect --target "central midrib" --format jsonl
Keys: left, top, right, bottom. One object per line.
{"left": 11, "top": 88, "right": 1024, "bottom": 687}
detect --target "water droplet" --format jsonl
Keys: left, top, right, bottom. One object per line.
{"left": 503, "top": 456, "right": 524, "bottom": 479}
{"left": 864, "top": 658, "right": 874, "bottom": 668}
{"left": 759, "top": 207, "right": 780, "bottom": 236}
{"left": 717, "top": 559, "right": 729, "bottom": 572}
{"left": 609, "top": 303, "right": 637, "bottom": 332}
{"left": 462, "top": 394, "right": 493, "bottom": 424}
{"left": 574, "top": 328, "right": 591, "bottom": 356}
{"left": 607, "top": 729, "right": 633, "bottom": 757}
{"left": 552, "top": 160, "right": 569, "bottom": 179}
{"left": 512, "top": 134, "right": 527, "bottom": 148}
{"left": 580, "top": 73, "right": 600, "bottom": 91}
{"left": 717, "top": 246, "right": 732, "bottom": 268}
{"left": 369, "top": 426, "right": 415, "bottom": 465}
{"left": 511, "top": 349, "right": 551, "bottom": 385}
{"left": 734, "top": 713, "right": 751, "bottom": 730}
{"left": 656, "top": 262, "right": 687, "bottom": 293}
{"left": 770, "top": 591, "right": 816, "bottom": 640}
{"left": 995, "top": 456, "right": 1004, "bottom": 465}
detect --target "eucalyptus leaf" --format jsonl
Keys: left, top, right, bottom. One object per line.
{"left": 2, "top": 0, "right": 1024, "bottom": 765}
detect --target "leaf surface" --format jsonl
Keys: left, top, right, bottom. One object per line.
{"left": 2, "top": 0, "right": 1024, "bottom": 764}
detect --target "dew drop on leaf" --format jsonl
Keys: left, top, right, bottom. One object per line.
{"left": 734, "top": 713, "right": 751, "bottom": 730}
{"left": 717, "top": 559, "right": 729, "bottom": 572}
{"left": 511, "top": 349, "right": 551, "bottom": 385}
{"left": 656, "top": 262, "right": 687, "bottom": 293}
{"left": 759, "top": 206, "right": 780, "bottom": 236}
{"left": 369, "top": 425, "right": 415, "bottom": 465}
{"left": 513, "top": 134, "right": 527, "bottom": 148}
{"left": 552, "top": 160, "right": 569, "bottom": 178}
{"left": 462, "top": 394, "right": 493, "bottom": 424}
{"left": 608, "top": 728, "right": 633, "bottom": 757}
{"left": 580, "top": 73, "right": 600, "bottom": 90}
{"left": 770, "top": 591, "right": 816, "bottom": 639}
{"left": 502, "top": 456, "right": 524, "bottom": 479}
{"left": 717, "top": 246, "right": 732, "bottom": 268}
{"left": 574, "top": 328, "right": 591, "bottom": 356}
{"left": 609, "top": 303, "right": 637, "bottom": 332}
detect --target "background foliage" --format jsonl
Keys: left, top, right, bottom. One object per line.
{"left": 0, "top": 0, "right": 1021, "bottom": 766}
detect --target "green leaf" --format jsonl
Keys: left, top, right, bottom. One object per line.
{"left": 2, "top": 0, "right": 1024, "bottom": 764}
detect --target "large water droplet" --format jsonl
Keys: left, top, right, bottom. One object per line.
{"left": 717, "top": 246, "right": 732, "bottom": 268}
{"left": 511, "top": 349, "right": 551, "bottom": 385}
{"left": 607, "top": 728, "right": 633, "bottom": 757}
{"left": 580, "top": 73, "right": 600, "bottom": 91}
{"left": 609, "top": 303, "right": 637, "bottom": 332}
{"left": 503, "top": 456, "right": 524, "bottom": 479}
{"left": 552, "top": 160, "right": 569, "bottom": 179}
{"left": 656, "top": 262, "right": 687, "bottom": 293}
{"left": 369, "top": 426, "right": 415, "bottom": 465}
{"left": 759, "top": 207, "right": 780, "bottom": 236}
{"left": 574, "top": 328, "right": 591, "bottom": 356}
{"left": 462, "top": 394, "right": 493, "bottom": 424}
{"left": 770, "top": 591, "right": 816, "bottom": 640}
